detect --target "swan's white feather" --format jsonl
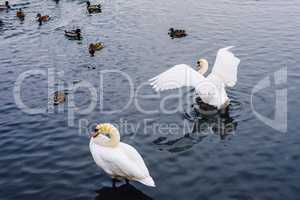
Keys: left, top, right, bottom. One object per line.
{"left": 211, "top": 46, "right": 240, "bottom": 87}
{"left": 89, "top": 140, "right": 155, "bottom": 187}
{"left": 149, "top": 64, "right": 206, "bottom": 92}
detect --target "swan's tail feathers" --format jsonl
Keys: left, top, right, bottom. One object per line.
{"left": 138, "top": 176, "right": 156, "bottom": 187}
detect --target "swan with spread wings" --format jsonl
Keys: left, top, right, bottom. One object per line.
{"left": 149, "top": 46, "right": 240, "bottom": 109}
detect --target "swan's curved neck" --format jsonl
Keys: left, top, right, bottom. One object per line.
{"left": 94, "top": 129, "right": 120, "bottom": 148}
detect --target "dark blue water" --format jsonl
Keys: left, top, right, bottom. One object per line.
{"left": 1, "top": 0, "right": 300, "bottom": 199}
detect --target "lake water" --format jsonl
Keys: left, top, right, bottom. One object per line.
{"left": 0, "top": 0, "right": 300, "bottom": 199}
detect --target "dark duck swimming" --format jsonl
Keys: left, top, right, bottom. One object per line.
{"left": 64, "top": 29, "right": 82, "bottom": 40}
{"left": 168, "top": 28, "right": 187, "bottom": 38}
{"left": 0, "top": 1, "right": 10, "bottom": 11}
{"left": 86, "top": 1, "right": 101, "bottom": 14}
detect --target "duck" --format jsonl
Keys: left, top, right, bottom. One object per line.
{"left": 16, "top": 8, "right": 25, "bottom": 19}
{"left": 149, "top": 46, "right": 240, "bottom": 110}
{"left": 89, "top": 42, "right": 104, "bottom": 56}
{"left": 0, "top": 1, "right": 10, "bottom": 11}
{"left": 168, "top": 28, "right": 187, "bottom": 38}
{"left": 53, "top": 91, "right": 67, "bottom": 105}
{"left": 64, "top": 29, "right": 81, "bottom": 40}
{"left": 36, "top": 13, "right": 50, "bottom": 25}
{"left": 89, "top": 123, "right": 155, "bottom": 188}
{"left": 86, "top": 1, "right": 101, "bottom": 13}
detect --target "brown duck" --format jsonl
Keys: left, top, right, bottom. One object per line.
{"left": 89, "top": 42, "right": 104, "bottom": 56}
{"left": 53, "top": 91, "right": 67, "bottom": 105}
{"left": 16, "top": 8, "right": 25, "bottom": 19}
{"left": 36, "top": 13, "right": 50, "bottom": 25}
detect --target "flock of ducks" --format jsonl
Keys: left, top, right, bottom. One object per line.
{"left": 1, "top": 0, "right": 241, "bottom": 191}
{"left": 0, "top": 1, "right": 104, "bottom": 56}
{"left": 0, "top": 0, "right": 187, "bottom": 57}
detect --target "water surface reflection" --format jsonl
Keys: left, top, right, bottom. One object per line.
{"left": 154, "top": 102, "right": 237, "bottom": 153}
{"left": 95, "top": 184, "right": 153, "bottom": 200}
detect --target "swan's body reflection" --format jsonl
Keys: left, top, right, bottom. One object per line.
{"left": 95, "top": 184, "right": 153, "bottom": 200}
{"left": 153, "top": 98, "right": 237, "bottom": 152}
{"left": 191, "top": 96, "right": 237, "bottom": 140}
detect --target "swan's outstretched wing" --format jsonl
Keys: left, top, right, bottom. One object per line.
{"left": 149, "top": 64, "right": 205, "bottom": 92}
{"left": 211, "top": 46, "right": 240, "bottom": 87}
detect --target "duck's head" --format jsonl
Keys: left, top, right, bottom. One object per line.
{"left": 197, "top": 59, "right": 209, "bottom": 75}
{"left": 5, "top": 1, "right": 9, "bottom": 6}
{"left": 91, "top": 123, "right": 120, "bottom": 147}
{"left": 89, "top": 43, "right": 95, "bottom": 56}
{"left": 36, "top": 13, "right": 41, "bottom": 18}
{"left": 169, "top": 28, "right": 174, "bottom": 32}
{"left": 86, "top": 1, "right": 90, "bottom": 6}
{"left": 75, "top": 28, "right": 81, "bottom": 33}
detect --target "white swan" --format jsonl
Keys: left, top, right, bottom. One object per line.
{"left": 149, "top": 46, "right": 240, "bottom": 109}
{"left": 89, "top": 123, "right": 155, "bottom": 187}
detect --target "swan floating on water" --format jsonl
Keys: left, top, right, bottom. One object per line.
{"left": 90, "top": 123, "right": 155, "bottom": 187}
{"left": 149, "top": 46, "right": 240, "bottom": 110}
